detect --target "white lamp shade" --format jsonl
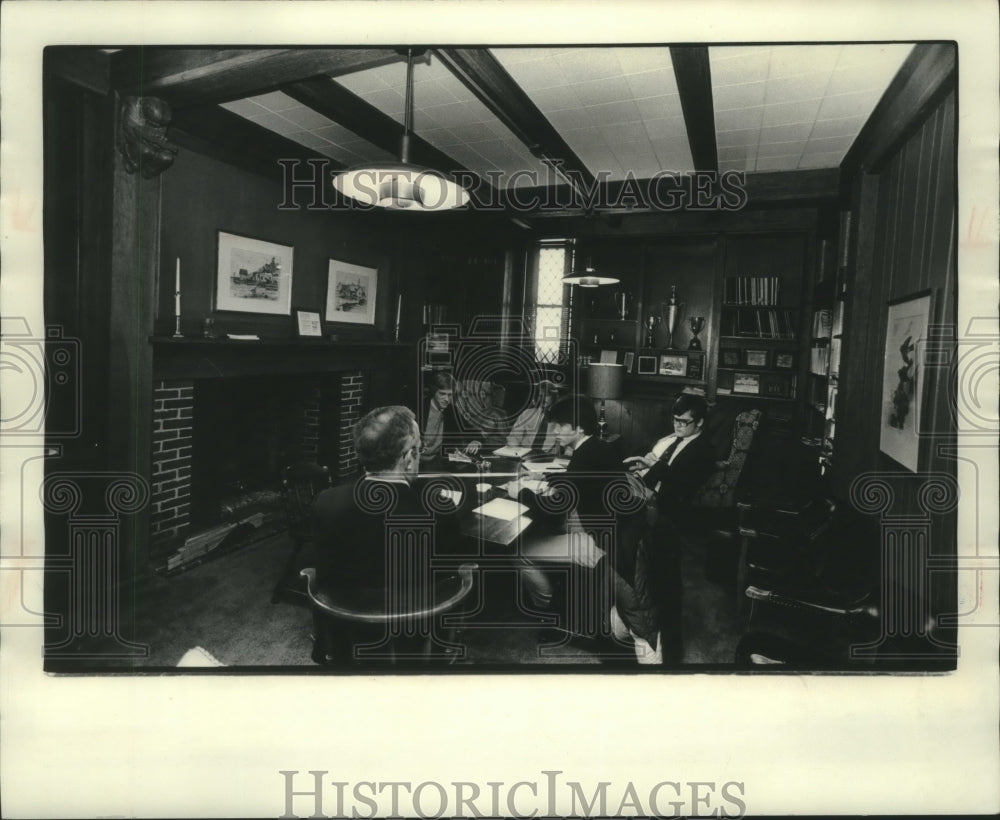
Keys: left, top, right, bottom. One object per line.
{"left": 587, "top": 362, "right": 624, "bottom": 399}
{"left": 333, "top": 164, "right": 470, "bottom": 211}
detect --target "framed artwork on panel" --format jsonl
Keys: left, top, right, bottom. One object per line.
{"left": 215, "top": 230, "right": 294, "bottom": 315}
{"left": 879, "top": 290, "right": 933, "bottom": 472}
{"left": 326, "top": 259, "right": 378, "bottom": 325}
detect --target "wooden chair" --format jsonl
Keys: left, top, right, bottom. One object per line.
{"left": 691, "top": 408, "right": 763, "bottom": 511}
{"left": 300, "top": 564, "right": 477, "bottom": 665}
{"left": 270, "top": 461, "right": 331, "bottom": 604}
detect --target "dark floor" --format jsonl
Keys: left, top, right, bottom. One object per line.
{"left": 67, "top": 529, "right": 742, "bottom": 670}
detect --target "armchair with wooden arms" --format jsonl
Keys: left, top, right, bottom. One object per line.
{"left": 300, "top": 564, "right": 478, "bottom": 666}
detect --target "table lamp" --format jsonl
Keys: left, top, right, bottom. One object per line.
{"left": 587, "top": 363, "right": 624, "bottom": 440}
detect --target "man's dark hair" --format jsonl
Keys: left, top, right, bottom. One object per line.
{"left": 672, "top": 392, "right": 709, "bottom": 423}
{"left": 426, "top": 370, "right": 455, "bottom": 395}
{"left": 353, "top": 405, "right": 417, "bottom": 472}
{"left": 549, "top": 394, "right": 599, "bottom": 436}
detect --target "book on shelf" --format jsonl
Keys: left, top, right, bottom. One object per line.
{"left": 810, "top": 345, "right": 830, "bottom": 375}
{"left": 811, "top": 309, "right": 833, "bottom": 339}
{"left": 724, "top": 275, "right": 783, "bottom": 306}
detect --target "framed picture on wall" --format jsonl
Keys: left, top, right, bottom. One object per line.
{"left": 637, "top": 355, "right": 657, "bottom": 375}
{"left": 293, "top": 309, "right": 323, "bottom": 337}
{"left": 215, "top": 230, "right": 294, "bottom": 315}
{"left": 774, "top": 351, "right": 795, "bottom": 369}
{"left": 623, "top": 351, "right": 635, "bottom": 374}
{"left": 733, "top": 371, "right": 760, "bottom": 394}
{"left": 879, "top": 290, "right": 933, "bottom": 472}
{"left": 659, "top": 353, "right": 688, "bottom": 376}
{"left": 720, "top": 348, "right": 741, "bottom": 367}
{"left": 326, "top": 259, "right": 378, "bottom": 325}
{"left": 744, "top": 348, "right": 769, "bottom": 368}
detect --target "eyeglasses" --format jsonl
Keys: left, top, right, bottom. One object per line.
{"left": 672, "top": 415, "right": 696, "bottom": 427}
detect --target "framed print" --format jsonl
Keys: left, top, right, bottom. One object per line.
{"left": 215, "top": 230, "right": 293, "bottom": 315}
{"left": 294, "top": 309, "right": 322, "bottom": 337}
{"left": 761, "top": 374, "right": 791, "bottom": 398}
{"left": 599, "top": 349, "right": 617, "bottom": 364}
{"left": 720, "top": 347, "right": 741, "bottom": 367}
{"left": 733, "top": 371, "right": 760, "bottom": 394}
{"left": 326, "top": 259, "right": 378, "bottom": 325}
{"left": 659, "top": 352, "right": 688, "bottom": 376}
{"left": 879, "top": 290, "right": 933, "bottom": 472}
{"left": 744, "top": 348, "right": 769, "bottom": 368}
{"left": 774, "top": 351, "right": 795, "bottom": 369}
{"left": 623, "top": 351, "right": 635, "bottom": 373}
{"left": 637, "top": 355, "right": 657, "bottom": 375}
{"left": 686, "top": 354, "right": 705, "bottom": 380}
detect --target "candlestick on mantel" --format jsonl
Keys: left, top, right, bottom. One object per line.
{"left": 172, "top": 257, "right": 183, "bottom": 338}
{"left": 394, "top": 294, "right": 403, "bottom": 341}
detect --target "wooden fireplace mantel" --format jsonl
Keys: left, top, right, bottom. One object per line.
{"left": 151, "top": 336, "right": 414, "bottom": 380}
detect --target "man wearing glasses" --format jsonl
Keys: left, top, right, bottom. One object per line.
{"left": 622, "top": 393, "right": 716, "bottom": 663}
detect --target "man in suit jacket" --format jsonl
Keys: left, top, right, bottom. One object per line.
{"left": 623, "top": 393, "right": 717, "bottom": 662}
{"left": 624, "top": 393, "right": 717, "bottom": 527}
{"left": 419, "top": 371, "right": 483, "bottom": 462}
{"left": 312, "top": 405, "right": 466, "bottom": 602}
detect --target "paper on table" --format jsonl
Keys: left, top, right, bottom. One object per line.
{"left": 472, "top": 497, "right": 529, "bottom": 521}
{"left": 521, "top": 458, "right": 569, "bottom": 474}
{"left": 439, "top": 489, "right": 463, "bottom": 506}
{"left": 492, "top": 445, "right": 531, "bottom": 457}
{"left": 500, "top": 478, "right": 546, "bottom": 496}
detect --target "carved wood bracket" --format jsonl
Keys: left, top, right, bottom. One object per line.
{"left": 117, "top": 95, "right": 178, "bottom": 178}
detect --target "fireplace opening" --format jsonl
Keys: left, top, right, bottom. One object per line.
{"left": 189, "top": 374, "right": 338, "bottom": 530}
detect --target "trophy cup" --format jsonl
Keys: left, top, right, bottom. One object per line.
{"left": 660, "top": 284, "right": 684, "bottom": 349}
{"left": 688, "top": 316, "right": 705, "bottom": 350}
{"left": 644, "top": 314, "right": 661, "bottom": 348}
{"left": 614, "top": 290, "right": 631, "bottom": 320}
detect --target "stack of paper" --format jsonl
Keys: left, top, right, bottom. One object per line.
{"left": 472, "top": 498, "right": 529, "bottom": 521}
{"left": 492, "top": 446, "right": 531, "bottom": 457}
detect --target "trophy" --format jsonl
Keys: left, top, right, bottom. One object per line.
{"left": 688, "top": 316, "right": 705, "bottom": 350}
{"left": 614, "top": 290, "right": 632, "bottom": 320}
{"left": 644, "top": 314, "right": 661, "bottom": 348}
{"left": 660, "top": 284, "right": 684, "bottom": 349}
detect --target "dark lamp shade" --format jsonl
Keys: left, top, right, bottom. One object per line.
{"left": 587, "top": 363, "right": 624, "bottom": 399}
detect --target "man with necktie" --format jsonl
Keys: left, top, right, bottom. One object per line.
{"left": 622, "top": 393, "right": 717, "bottom": 662}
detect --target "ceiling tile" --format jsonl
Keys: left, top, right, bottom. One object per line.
{"left": 803, "top": 134, "right": 855, "bottom": 155}
{"left": 623, "top": 68, "right": 680, "bottom": 100}
{"left": 759, "top": 121, "right": 814, "bottom": 143}
{"left": 447, "top": 121, "right": 504, "bottom": 144}
{"left": 767, "top": 45, "right": 842, "bottom": 79}
{"left": 649, "top": 139, "right": 695, "bottom": 172}
{"left": 220, "top": 99, "right": 265, "bottom": 117}
{"left": 713, "top": 81, "right": 767, "bottom": 111}
{"left": 553, "top": 48, "right": 624, "bottom": 82}
{"left": 634, "top": 94, "right": 681, "bottom": 121}
{"left": 718, "top": 158, "right": 750, "bottom": 172}
{"left": 524, "top": 85, "right": 582, "bottom": 112}
{"left": 718, "top": 145, "right": 752, "bottom": 162}
{"left": 642, "top": 115, "right": 687, "bottom": 141}
{"left": 709, "top": 50, "right": 771, "bottom": 85}
{"left": 611, "top": 46, "right": 673, "bottom": 75}
{"left": 835, "top": 43, "right": 914, "bottom": 70}
{"left": 809, "top": 114, "right": 867, "bottom": 140}
{"left": 280, "top": 106, "right": 336, "bottom": 131}
{"left": 761, "top": 98, "right": 822, "bottom": 127}
{"left": 572, "top": 75, "right": 634, "bottom": 106}
{"left": 717, "top": 106, "right": 765, "bottom": 132}
{"left": 816, "top": 89, "right": 882, "bottom": 120}
{"left": 412, "top": 78, "right": 461, "bottom": 107}
{"left": 764, "top": 74, "right": 830, "bottom": 105}
{"left": 245, "top": 91, "right": 300, "bottom": 113}
{"left": 582, "top": 98, "right": 644, "bottom": 124}
{"left": 245, "top": 110, "right": 298, "bottom": 134}
{"left": 757, "top": 140, "right": 805, "bottom": 160}
{"left": 716, "top": 127, "right": 760, "bottom": 148}
{"left": 494, "top": 53, "right": 572, "bottom": 91}
{"left": 546, "top": 107, "right": 594, "bottom": 131}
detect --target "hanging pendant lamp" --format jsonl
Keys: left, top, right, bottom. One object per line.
{"left": 562, "top": 220, "right": 619, "bottom": 287}
{"left": 332, "top": 49, "right": 471, "bottom": 211}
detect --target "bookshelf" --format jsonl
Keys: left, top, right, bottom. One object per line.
{"left": 715, "top": 235, "right": 806, "bottom": 405}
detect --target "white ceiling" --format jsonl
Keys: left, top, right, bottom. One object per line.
{"left": 221, "top": 44, "right": 913, "bottom": 190}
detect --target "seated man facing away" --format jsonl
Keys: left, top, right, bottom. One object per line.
{"left": 505, "top": 378, "right": 563, "bottom": 454}
{"left": 311, "top": 405, "right": 466, "bottom": 616}
{"left": 419, "top": 371, "right": 482, "bottom": 462}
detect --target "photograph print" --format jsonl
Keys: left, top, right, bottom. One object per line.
{"left": 326, "top": 259, "right": 378, "bottom": 325}
{"left": 215, "top": 231, "right": 294, "bottom": 315}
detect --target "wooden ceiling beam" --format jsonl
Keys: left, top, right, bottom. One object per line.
{"left": 110, "top": 47, "right": 404, "bottom": 107}
{"left": 670, "top": 46, "right": 718, "bottom": 174}
{"left": 434, "top": 48, "right": 595, "bottom": 192}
